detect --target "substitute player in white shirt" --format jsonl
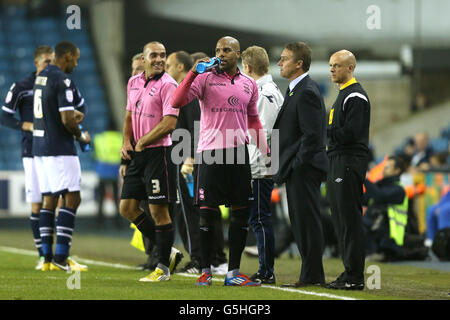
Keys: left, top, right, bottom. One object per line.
{"left": 241, "top": 46, "right": 283, "bottom": 284}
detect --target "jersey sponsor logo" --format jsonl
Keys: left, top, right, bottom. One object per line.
{"left": 211, "top": 106, "right": 247, "bottom": 114}
{"left": 208, "top": 82, "right": 226, "bottom": 86}
{"left": 211, "top": 107, "right": 246, "bottom": 114}
{"left": 131, "top": 110, "right": 155, "bottom": 118}
{"left": 64, "top": 79, "right": 71, "bottom": 87}
{"left": 148, "top": 195, "right": 166, "bottom": 200}
{"left": 35, "top": 76, "right": 48, "bottom": 86}
{"left": 66, "top": 89, "right": 74, "bottom": 103}
{"left": 227, "top": 95, "right": 239, "bottom": 106}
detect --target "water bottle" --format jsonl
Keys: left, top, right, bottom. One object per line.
{"left": 196, "top": 57, "right": 221, "bottom": 74}
{"left": 186, "top": 174, "right": 194, "bottom": 198}
{"left": 78, "top": 124, "right": 92, "bottom": 152}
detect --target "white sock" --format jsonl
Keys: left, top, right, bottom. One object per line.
{"left": 227, "top": 269, "right": 239, "bottom": 278}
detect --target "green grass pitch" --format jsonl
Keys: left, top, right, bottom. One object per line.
{"left": 0, "top": 230, "right": 448, "bottom": 300}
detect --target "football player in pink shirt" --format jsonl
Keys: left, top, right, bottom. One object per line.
{"left": 171, "top": 36, "right": 270, "bottom": 286}
{"left": 119, "top": 41, "right": 179, "bottom": 282}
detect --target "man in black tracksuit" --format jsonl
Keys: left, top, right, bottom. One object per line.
{"left": 326, "top": 50, "right": 371, "bottom": 290}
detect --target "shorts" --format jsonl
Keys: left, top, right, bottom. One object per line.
{"left": 194, "top": 146, "right": 252, "bottom": 207}
{"left": 22, "top": 157, "right": 42, "bottom": 203}
{"left": 34, "top": 155, "right": 81, "bottom": 196}
{"left": 121, "top": 147, "right": 176, "bottom": 204}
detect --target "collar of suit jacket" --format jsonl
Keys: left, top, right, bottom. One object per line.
{"left": 288, "top": 72, "right": 309, "bottom": 93}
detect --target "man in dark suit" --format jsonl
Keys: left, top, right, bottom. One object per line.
{"left": 273, "top": 42, "right": 329, "bottom": 287}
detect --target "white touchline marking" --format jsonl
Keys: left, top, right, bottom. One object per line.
{"left": 0, "top": 246, "right": 357, "bottom": 300}
{"left": 0, "top": 246, "right": 135, "bottom": 270}
{"left": 176, "top": 273, "right": 357, "bottom": 300}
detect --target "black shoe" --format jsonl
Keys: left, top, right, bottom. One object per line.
{"left": 178, "top": 260, "right": 201, "bottom": 274}
{"left": 326, "top": 280, "right": 364, "bottom": 291}
{"left": 136, "top": 251, "right": 159, "bottom": 271}
{"left": 136, "top": 260, "right": 157, "bottom": 271}
{"left": 250, "top": 272, "right": 276, "bottom": 284}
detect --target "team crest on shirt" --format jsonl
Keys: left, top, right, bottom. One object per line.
{"left": 65, "top": 89, "right": 74, "bottom": 102}
{"left": 64, "top": 78, "right": 71, "bottom": 87}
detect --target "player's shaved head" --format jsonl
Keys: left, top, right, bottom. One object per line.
{"left": 142, "top": 41, "right": 166, "bottom": 78}
{"left": 331, "top": 50, "right": 356, "bottom": 68}
{"left": 329, "top": 49, "right": 357, "bottom": 87}
{"left": 215, "top": 36, "right": 241, "bottom": 74}
{"left": 217, "top": 36, "right": 240, "bottom": 52}
{"left": 143, "top": 41, "right": 164, "bottom": 52}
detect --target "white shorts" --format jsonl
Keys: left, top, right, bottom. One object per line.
{"left": 34, "top": 156, "right": 81, "bottom": 196}
{"left": 22, "top": 157, "right": 42, "bottom": 203}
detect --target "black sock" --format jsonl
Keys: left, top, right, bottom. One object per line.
{"left": 199, "top": 207, "right": 219, "bottom": 270}
{"left": 133, "top": 212, "right": 155, "bottom": 241}
{"left": 228, "top": 207, "right": 250, "bottom": 271}
{"left": 155, "top": 223, "right": 174, "bottom": 268}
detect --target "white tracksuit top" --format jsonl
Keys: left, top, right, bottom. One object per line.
{"left": 247, "top": 74, "right": 284, "bottom": 179}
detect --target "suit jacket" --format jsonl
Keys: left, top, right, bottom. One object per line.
{"left": 272, "top": 75, "right": 328, "bottom": 184}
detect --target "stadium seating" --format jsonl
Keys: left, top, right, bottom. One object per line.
{"left": 0, "top": 5, "right": 109, "bottom": 171}
{"left": 391, "top": 124, "right": 450, "bottom": 167}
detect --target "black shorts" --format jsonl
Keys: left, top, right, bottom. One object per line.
{"left": 193, "top": 146, "right": 252, "bottom": 207}
{"left": 121, "top": 146, "right": 176, "bottom": 204}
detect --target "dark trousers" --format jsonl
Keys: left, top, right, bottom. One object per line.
{"left": 248, "top": 178, "right": 275, "bottom": 277}
{"left": 327, "top": 153, "right": 367, "bottom": 283}
{"left": 286, "top": 164, "right": 326, "bottom": 284}
{"left": 174, "top": 164, "right": 201, "bottom": 261}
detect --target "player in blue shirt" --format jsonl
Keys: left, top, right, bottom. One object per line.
{"left": 33, "top": 41, "right": 90, "bottom": 271}
{"left": 1, "top": 46, "right": 53, "bottom": 270}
